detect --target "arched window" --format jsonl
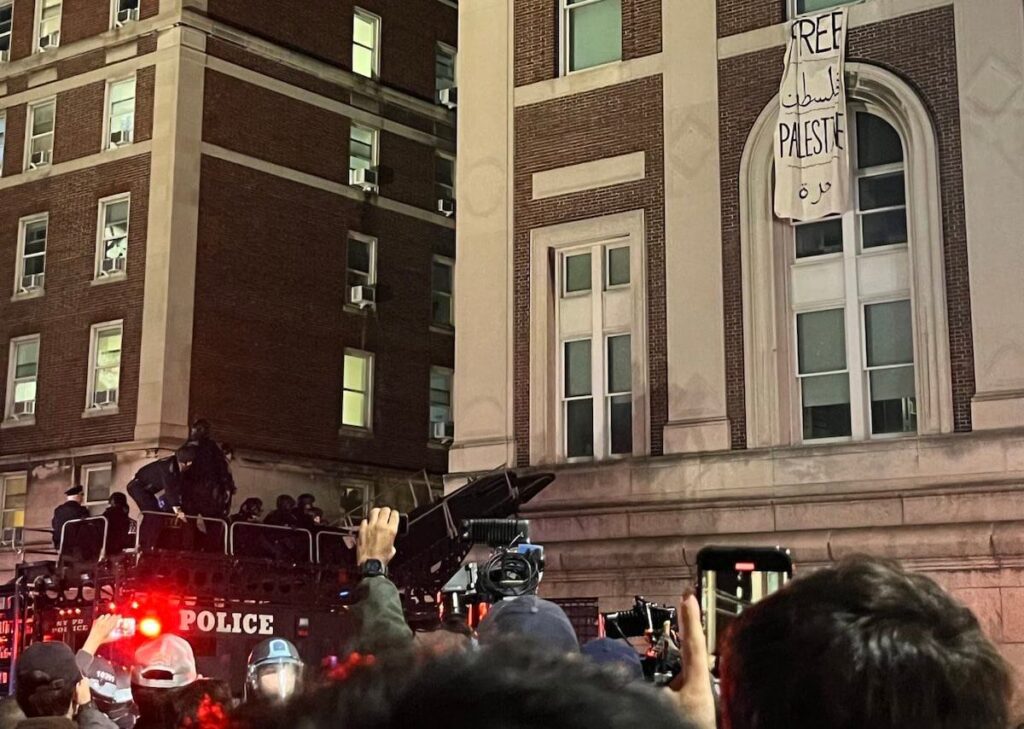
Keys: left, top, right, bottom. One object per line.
{"left": 741, "top": 63, "right": 952, "bottom": 448}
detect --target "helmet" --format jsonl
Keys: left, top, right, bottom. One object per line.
{"left": 245, "top": 638, "right": 303, "bottom": 703}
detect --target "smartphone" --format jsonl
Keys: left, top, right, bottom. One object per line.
{"left": 696, "top": 546, "right": 793, "bottom": 669}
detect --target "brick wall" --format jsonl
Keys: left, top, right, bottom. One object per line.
{"left": 191, "top": 156, "right": 454, "bottom": 473}
{"left": 134, "top": 65, "right": 155, "bottom": 142}
{"left": 718, "top": 6, "right": 973, "bottom": 448}
{"left": 53, "top": 80, "right": 104, "bottom": 164}
{"left": 205, "top": 0, "right": 457, "bottom": 102}
{"left": 8, "top": 0, "right": 35, "bottom": 62}
{"left": 513, "top": 76, "right": 667, "bottom": 463}
{"left": 2, "top": 105, "right": 27, "bottom": 178}
{"left": 515, "top": 0, "right": 663, "bottom": 87}
{"left": 717, "top": 0, "right": 784, "bottom": 38}
{"left": 5, "top": 0, "right": 158, "bottom": 59}
{"left": 0, "top": 155, "right": 151, "bottom": 455}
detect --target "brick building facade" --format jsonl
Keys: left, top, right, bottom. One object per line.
{"left": 453, "top": 0, "right": 1024, "bottom": 694}
{"left": 0, "top": 0, "right": 458, "bottom": 570}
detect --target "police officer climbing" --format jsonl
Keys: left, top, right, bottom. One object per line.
{"left": 182, "top": 419, "right": 236, "bottom": 520}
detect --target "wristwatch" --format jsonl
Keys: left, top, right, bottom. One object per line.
{"left": 360, "top": 558, "right": 387, "bottom": 578}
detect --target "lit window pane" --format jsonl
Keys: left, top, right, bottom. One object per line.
{"left": 858, "top": 172, "right": 905, "bottom": 211}
{"left": 353, "top": 46, "right": 374, "bottom": 77}
{"left": 609, "top": 394, "right": 632, "bottom": 455}
{"left": 565, "top": 253, "right": 591, "bottom": 293}
{"left": 15, "top": 341, "right": 38, "bottom": 373}
{"left": 353, "top": 14, "right": 375, "bottom": 47}
{"left": 865, "top": 301, "right": 913, "bottom": 367}
{"left": 566, "top": 399, "right": 594, "bottom": 458}
{"left": 607, "top": 247, "right": 630, "bottom": 286}
{"left": 14, "top": 381, "right": 35, "bottom": 403}
{"left": 857, "top": 113, "right": 903, "bottom": 169}
{"left": 801, "top": 373, "right": 852, "bottom": 439}
{"left": 4, "top": 476, "right": 26, "bottom": 497}
{"left": 86, "top": 468, "right": 112, "bottom": 503}
{"left": 343, "top": 355, "right": 367, "bottom": 391}
{"left": 342, "top": 391, "right": 366, "bottom": 427}
{"left": 797, "top": 309, "right": 846, "bottom": 374}
{"left": 797, "top": 0, "right": 855, "bottom": 14}
{"left": 795, "top": 218, "right": 843, "bottom": 258}
{"left": 607, "top": 335, "right": 630, "bottom": 393}
{"left": 32, "top": 104, "right": 54, "bottom": 134}
{"left": 564, "top": 340, "right": 591, "bottom": 397}
{"left": 568, "top": 0, "right": 621, "bottom": 72}
{"left": 870, "top": 366, "right": 917, "bottom": 434}
{"left": 861, "top": 209, "right": 908, "bottom": 248}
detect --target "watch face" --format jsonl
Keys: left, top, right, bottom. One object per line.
{"left": 362, "top": 559, "right": 385, "bottom": 576}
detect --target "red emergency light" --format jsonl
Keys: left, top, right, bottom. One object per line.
{"left": 735, "top": 562, "right": 756, "bottom": 572}
{"left": 138, "top": 617, "right": 162, "bottom": 639}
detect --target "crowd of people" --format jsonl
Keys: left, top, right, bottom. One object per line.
{"left": 19, "top": 504, "right": 1022, "bottom": 729}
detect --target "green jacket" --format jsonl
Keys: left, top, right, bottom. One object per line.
{"left": 351, "top": 576, "right": 413, "bottom": 656}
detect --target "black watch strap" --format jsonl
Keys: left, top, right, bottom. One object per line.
{"left": 361, "top": 558, "right": 386, "bottom": 578}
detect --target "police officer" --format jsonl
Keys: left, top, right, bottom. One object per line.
{"left": 182, "top": 419, "right": 235, "bottom": 520}
{"left": 126, "top": 445, "right": 197, "bottom": 520}
{"left": 244, "top": 638, "right": 304, "bottom": 704}
{"left": 103, "top": 492, "right": 134, "bottom": 555}
{"left": 51, "top": 485, "right": 90, "bottom": 549}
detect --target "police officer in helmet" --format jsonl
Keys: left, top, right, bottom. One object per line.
{"left": 245, "top": 638, "right": 303, "bottom": 704}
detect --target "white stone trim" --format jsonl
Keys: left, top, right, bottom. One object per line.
{"left": 531, "top": 151, "right": 645, "bottom": 200}
{"left": 0, "top": 142, "right": 150, "bottom": 191}
{"left": 740, "top": 62, "right": 952, "bottom": 448}
{"left": 1, "top": 51, "right": 166, "bottom": 107}
{"left": 514, "top": 55, "right": 662, "bottom": 108}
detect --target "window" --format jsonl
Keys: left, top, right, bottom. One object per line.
{"left": 0, "top": 112, "right": 6, "bottom": 174}
{"left": 561, "top": 0, "right": 621, "bottom": 74}
{"left": 429, "top": 367, "right": 453, "bottom": 439}
{"left": 106, "top": 78, "right": 136, "bottom": 149}
{"left": 346, "top": 232, "right": 376, "bottom": 293}
{"left": 35, "top": 0, "right": 61, "bottom": 51}
{"left": 557, "top": 240, "right": 635, "bottom": 459}
{"left": 789, "top": 112, "right": 914, "bottom": 441}
{"left": 790, "top": 0, "right": 857, "bottom": 17}
{"left": 349, "top": 124, "right": 377, "bottom": 176}
{"left": 352, "top": 9, "right": 380, "bottom": 79}
{"left": 26, "top": 100, "right": 55, "bottom": 169}
{"left": 0, "top": 474, "right": 26, "bottom": 546}
{"left": 112, "top": 0, "right": 139, "bottom": 27}
{"left": 339, "top": 480, "right": 372, "bottom": 524}
{"left": 341, "top": 350, "right": 373, "bottom": 429}
{"left": 0, "top": 4, "right": 11, "bottom": 61}
{"left": 14, "top": 215, "right": 47, "bottom": 296}
{"left": 5, "top": 336, "right": 39, "bottom": 421}
{"left": 87, "top": 321, "right": 122, "bottom": 411}
{"left": 436, "top": 153, "right": 455, "bottom": 211}
{"left": 96, "top": 195, "right": 130, "bottom": 279}
{"left": 431, "top": 256, "right": 454, "bottom": 328}
{"left": 82, "top": 463, "right": 112, "bottom": 504}
{"left": 436, "top": 43, "right": 456, "bottom": 93}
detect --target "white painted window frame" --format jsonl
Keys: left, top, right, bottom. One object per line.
{"left": 103, "top": 76, "right": 136, "bottom": 150}
{"left": 341, "top": 348, "right": 374, "bottom": 431}
{"left": 0, "top": 472, "right": 26, "bottom": 547}
{"left": 110, "top": 0, "right": 140, "bottom": 29}
{"left": 431, "top": 255, "right": 455, "bottom": 328}
{"left": 4, "top": 334, "right": 40, "bottom": 424}
{"left": 345, "top": 231, "right": 377, "bottom": 303}
{"left": 33, "top": 0, "right": 61, "bottom": 53}
{"left": 24, "top": 98, "right": 56, "bottom": 171}
{"left": 85, "top": 319, "right": 123, "bottom": 415}
{"left": 0, "top": 3, "right": 12, "bottom": 61}
{"left": 94, "top": 192, "right": 131, "bottom": 282}
{"left": 559, "top": 0, "right": 622, "bottom": 76}
{"left": 13, "top": 213, "right": 48, "bottom": 300}
{"left": 435, "top": 41, "right": 457, "bottom": 92}
{"left": 435, "top": 151, "right": 455, "bottom": 206}
{"left": 787, "top": 0, "right": 861, "bottom": 18}
{"left": 81, "top": 462, "right": 114, "bottom": 505}
{"left": 352, "top": 8, "right": 381, "bottom": 79}
{"left": 348, "top": 123, "right": 379, "bottom": 174}
{"left": 429, "top": 365, "right": 454, "bottom": 439}
{"left": 0, "top": 110, "right": 6, "bottom": 174}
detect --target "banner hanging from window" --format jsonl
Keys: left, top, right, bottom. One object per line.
{"left": 774, "top": 8, "right": 850, "bottom": 221}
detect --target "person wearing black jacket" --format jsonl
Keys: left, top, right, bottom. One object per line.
{"left": 126, "top": 446, "right": 196, "bottom": 520}
{"left": 51, "top": 486, "right": 90, "bottom": 550}
{"left": 181, "top": 420, "right": 235, "bottom": 519}
{"left": 102, "top": 493, "right": 133, "bottom": 555}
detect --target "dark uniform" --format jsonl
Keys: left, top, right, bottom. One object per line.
{"left": 103, "top": 493, "right": 134, "bottom": 555}
{"left": 127, "top": 456, "right": 185, "bottom": 514}
{"left": 51, "top": 486, "right": 90, "bottom": 549}
{"left": 181, "top": 436, "right": 235, "bottom": 519}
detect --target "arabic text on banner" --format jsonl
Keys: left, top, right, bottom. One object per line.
{"left": 774, "top": 8, "right": 850, "bottom": 221}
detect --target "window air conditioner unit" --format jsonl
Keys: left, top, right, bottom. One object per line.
{"left": 115, "top": 7, "right": 139, "bottom": 27}
{"left": 92, "top": 389, "right": 118, "bottom": 408}
{"left": 349, "top": 167, "right": 379, "bottom": 193}
{"left": 0, "top": 49, "right": 8, "bottom": 63}
{"left": 438, "top": 87, "right": 457, "bottom": 109}
{"left": 0, "top": 527, "right": 22, "bottom": 549}
{"left": 38, "top": 31, "right": 60, "bottom": 50}
{"left": 437, "top": 198, "right": 455, "bottom": 217}
{"left": 12, "top": 400, "right": 35, "bottom": 418}
{"left": 432, "top": 421, "right": 454, "bottom": 442}
{"left": 29, "top": 150, "right": 51, "bottom": 168}
{"left": 100, "top": 256, "right": 126, "bottom": 275}
{"left": 109, "top": 129, "right": 132, "bottom": 147}
{"left": 19, "top": 273, "right": 44, "bottom": 292}
{"left": 349, "top": 284, "right": 376, "bottom": 309}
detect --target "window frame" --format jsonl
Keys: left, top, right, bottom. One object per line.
{"left": 0, "top": 110, "right": 7, "bottom": 174}
{"left": 341, "top": 348, "right": 374, "bottom": 431}
{"left": 559, "top": 0, "right": 622, "bottom": 76}
{"left": 435, "top": 152, "right": 456, "bottom": 208}
{"left": 428, "top": 365, "right": 454, "bottom": 440}
{"left": 4, "top": 334, "right": 40, "bottom": 424}
{"left": 431, "top": 255, "right": 455, "bottom": 329}
{"left": 348, "top": 123, "right": 379, "bottom": 176}
{"left": 81, "top": 462, "right": 114, "bottom": 506}
{"left": 13, "top": 213, "right": 48, "bottom": 299}
{"left": 345, "top": 231, "right": 377, "bottom": 301}
{"left": 435, "top": 42, "right": 457, "bottom": 93}
{"left": 24, "top": 98, "right": 56, "bottom": 171}
{"left": 34, "top": 0, "right": 61, "bottom": 52}
{"left": 103, "top": 76, "right": 136, "bottom": 150}
{"left": 0, "top": 472, "right": 26, "bottom": 548}
{"left": 860, "top": 297, "right": 917, "bottom": 439}
{"left": 110, "top": 0, "right": 140, "bottom": 29}
{"left": 352, "top": 8, "right": 381, "bottom": 80}
{"left": 787, "top": 0, "right": 860, "bottom": 18}
{"left": 0, "top": 3, "right": 12, "bottom": 61}
{"left": 85, "top": 319, "right": 123, "bottom": 415}
{"left": 94, "top": 193, "right": 131, "bottom": 282}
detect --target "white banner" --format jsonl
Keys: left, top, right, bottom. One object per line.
{"left": 774, "top": 8, "right": 850, "bottom": 221}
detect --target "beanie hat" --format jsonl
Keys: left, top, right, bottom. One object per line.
{"left": 476, "top": 596, "right": 579, "bottom": 654}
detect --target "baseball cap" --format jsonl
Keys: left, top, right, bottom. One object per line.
{"left": 79, "top": 654, "right": 133, "bottom": 705}
{"left": 16, "top": 642, "right": 82, "bottom": 693}
{"left": 581, "top": 638, "right": 645, "bottom": 680}
{"left": 131, "top": 635, "right": 197, "bottom": 689}
{"left": 476, "top": 596, "right": 579, "bottom": 654}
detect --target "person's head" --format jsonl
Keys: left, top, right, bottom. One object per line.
{"left": 64, "top": 485, "right": 84, "bottom": 504}
{"left": 309, "top": 508, "right": 323, "bottom": 525}
{"left": 131, "top": 635, "right": 198, "bottom": 694}
{"left": 296, "top": 494, "right": 315, "bottom": 510}
{"left": 169, "top": 678, "right": 233, "bottom": 729}
{"left": 239, "top": 498, "right": 263, "bottom": 520}
{"left": 245, "top": 638, "right": 303, "bottom": 704}
{"left": 81, "top": 654, "right": 135, "bottom": 729}
{"left": 275, "top": 495, "right": 295, "bottom": 513}
{"left": 581, "top": 638, "right": 644, "bottom": 681}
{"left": 175, "top": 445, "right": 197, "bottom": 473}
{"left": 189, "top": 419, "right": 211, "bottom": 441}
{"left": 108, "top": 492, "right": 129, "bottom": 515}
{"left": 476, "top": 596, "right": 579, "bottom": 655}
{"left": 720, "top": 556, "right": 1012, "bottom": 729}
{"left": 15, "top": 642, "right": 84, "bottom": 718}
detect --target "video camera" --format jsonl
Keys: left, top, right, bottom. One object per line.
{"left": 441, "top": 519, "right": 545, "bottom": 620}
{"left": 603, "top": 596, "right": 680, "bottom": 685}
